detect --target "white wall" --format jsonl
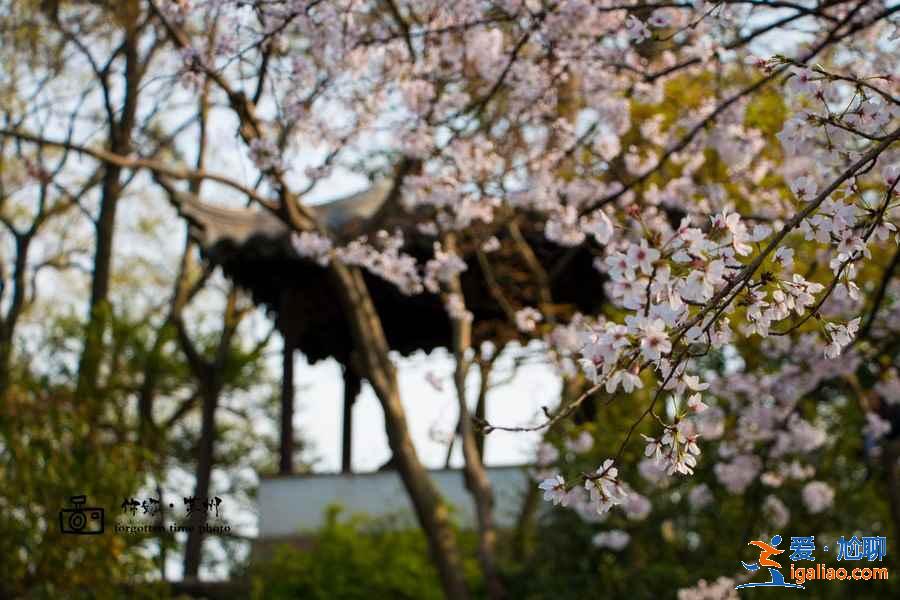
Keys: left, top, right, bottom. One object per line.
{"left": 258, "top": 466, "right": 531, "bottom": 537}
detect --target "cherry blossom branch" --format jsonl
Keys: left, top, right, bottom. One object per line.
{"left": 772, "top": 174, "right": 900, "bottom": 336}
{"left": 857, "top": 246, "right": 900, "bottom": 342}
{"left": 148, "top": 0, "right": 320, "bottom": 231}
{"left": 581, "top": 1, "right": 899, "bottom": 215}
{"left": 678, "top": 126, "right": 900, "bottom": 343}
{"left": 584, "top": 349, "right": 690, "bottom": 485}
{"left": 781, "top": 58, "right": 900, "bottom": 107}
{"left": 475, "top": 250, "right": 519, "bottom": 325}
{"left": 475, "top": 350, "right": 644, "bottom": 434}
{"left": 484, "top": 127, "right": 899, "bottom": 435}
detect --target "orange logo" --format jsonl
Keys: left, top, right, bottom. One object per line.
{"left": 748, "top": 539, "right": 784, "bottom": 569}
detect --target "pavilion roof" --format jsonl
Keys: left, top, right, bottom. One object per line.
{"left": 170, "top": 182, "right": 606, "bottom": 364}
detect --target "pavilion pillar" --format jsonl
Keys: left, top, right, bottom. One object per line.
{"left": 279, "top": 337, "right": 295, "bottom": 474}
{"left": 341, "top": 366, "right": 361, "bottom": 474}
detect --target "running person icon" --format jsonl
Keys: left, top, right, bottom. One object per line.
{"left": 736, "top": 535, "right": 805, "bottom": 589}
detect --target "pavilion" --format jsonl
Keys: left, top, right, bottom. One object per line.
{"left": 169, "top": 180, "right": 606, "bottom": 474}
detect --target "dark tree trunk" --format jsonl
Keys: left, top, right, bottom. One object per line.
{"left": 474, "top": 359, "right": 491, "bottom": 459}
{"left": 513, "top": 375, "right": 582, "bottom": 562}
{"left": 0, "top": 338, "right": 11, "bottom": 398}
{"left": 156, "top": 481, "right": 168, "bottom": 581}
{"left": 183, "top": 385, "right": 218, "bottom": 578}
{"left": 76, "top": 18, "right": 143, "bottom": 399}
{"left": 174, "top": 289, "right": 240, "bottom": 580}
{"left": 279, "top": 338, "right": 295, "bottom": 475}
{"left": 0, "top": 234, "right": 30, "bottom": 398}
{"left": 341, "top": 367, "right": 361, "bottom": 474}
{"left": 329, "top": 264, "right": 471, "bottom": 600}
{"left": 512, "top": 484, "right": 539, "bottom": 562}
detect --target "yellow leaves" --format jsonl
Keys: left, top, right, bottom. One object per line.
{"left": 556, "top": 70, "right": 583, "bottom": 123}
{"left": 629, "top": 70, "right": 718, "bottom": 133}
{"left": 744, "top": 87, "right": 788, "bottom": 137}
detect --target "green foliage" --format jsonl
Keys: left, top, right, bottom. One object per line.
{"left": 0, "top": 383, "right": 165, "bottom": 599}
{"left": 0, "top": 302, "right": 275, "bottom": 598}
{"left": 247, "top": 507, "right": 483, "bottom": 600}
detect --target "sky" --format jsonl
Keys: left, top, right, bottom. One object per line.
{"left": 290, "top": 343, "right": 561, "bottom": 473}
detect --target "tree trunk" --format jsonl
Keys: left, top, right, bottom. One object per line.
{"left": 0, "top": 234, "right": 31, "bottom": 398}
{"left": 474, "top": 357, "right": 493, "bottom": 459}
{"left": 883, "top": 438, "right": 900, "bottom": 546}
{"left": 183, "top": 384, "right": 218, "bottom": 578}
{"left": 512, "top": 375, "right": 581, "bottom": 561}
{"left": 76, "top": 20, "right": 143, "bottom": 399}
{"left": 0, "top": 337, "right": 11, "bottom": 398}
{"left": 443, "top": 239, "right": 504, "bottom": 599}
{"left": 280, "top": 338, "right": 295, "bottom": 475}
{"left": 455, "top": 367, "right": 504, "bottom": 599}
{"left": 511, "top": 484, "right": 539, "bottom": 562}
{"left": 329, "top": 263, "right": 470, "bottom": 600}
{"left": 341, "top": 366, "right": 361, "bottom": 474}
{"left": 156, "top": 481, "right": 168, "bottom": 582}
{"left": 138, "top": 324, "right": 172, "bottom": 446}
{"left": 175, "top": 289, "right": 240, "bottom": 580}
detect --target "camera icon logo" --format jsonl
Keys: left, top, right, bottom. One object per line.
{"left": 59, "top": 495, "right": 104, "bottom": 535}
